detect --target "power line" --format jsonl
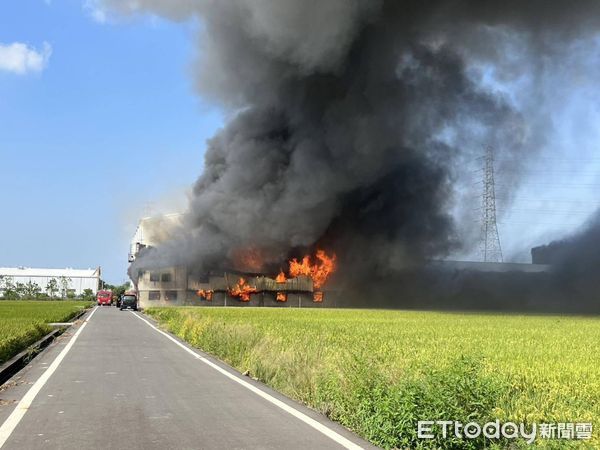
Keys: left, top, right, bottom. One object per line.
{"left": 494, "top": 196, "right": 600, "bottom": 203}
{"left": 499, "top": 208, "right": 593, "bottom": 215}
{"left": 497, "top": 183, "right": 600, "bottom": 188}
{"left": 498, "top": 220, "right": 585, "bottom": 226}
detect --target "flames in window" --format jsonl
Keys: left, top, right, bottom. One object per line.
{"left": 228, "top": 277, "right": 258, "bottom": 302}
{"left": 197, "top": 289, "right": 213, "bottom": 301}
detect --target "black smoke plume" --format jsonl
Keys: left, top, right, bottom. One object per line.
{"left": 113, "top": 1, "right": 600, "bottom": 304}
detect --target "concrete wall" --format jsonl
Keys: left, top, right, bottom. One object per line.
{"left": 137, "top": 265, "right": 188, "bottom": 308}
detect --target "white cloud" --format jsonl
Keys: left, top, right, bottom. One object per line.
{"left": 84, "top": 0, "right": 109, "bottom": 24}
{"left": 0, "top": 42, "right": 52, "bottom": 75}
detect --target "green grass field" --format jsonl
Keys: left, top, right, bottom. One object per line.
{"left": 145, "top": 307, "right": 600, "bottom": 449}
{"left": 0, "top": 301, "right": 91, "bottom": 364}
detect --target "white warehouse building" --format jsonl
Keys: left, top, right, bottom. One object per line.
{"left": 0, "top": 267, "right": 101, "bottom": 297}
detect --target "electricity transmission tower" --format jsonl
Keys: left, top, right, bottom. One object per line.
{"left": 479, "top": 147, "right": 503, "bottom": 262}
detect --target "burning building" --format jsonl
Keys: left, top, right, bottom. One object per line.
{"left": 116, "top": 1, "right": 600, "bottom": 314}
{"left": 130, "top": 224, "right": 337, "bottom": 308}
{"left": 191, "top": 270, "right": 331, "bottom": 308}
{"left": 134, "top": 258, "right": 338, "bottom": 309}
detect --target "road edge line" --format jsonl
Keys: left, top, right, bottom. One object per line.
{"left": 0, "top": 306, "right": 99, "bottom": 448}
{"left": 130, "top": 311, "right": 364, "bottom": 450}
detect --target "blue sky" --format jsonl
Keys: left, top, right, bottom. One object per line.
{"left": 1, "top": 1, "right": 600, "bottom": 283}
{"left": 0, "top": 1, "right": 222, "bottom": 283}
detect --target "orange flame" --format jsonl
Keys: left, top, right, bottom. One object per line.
{"left": 197, "top": 289, "right": 213, "bottom": 301}
{"left": 313, "top": 291, "right": 323, "bottom": 302}
{"left": 228, "top": 277, "right": 258, "bottom": 302}
{"left": 289, "top": 256, "right": 312, "bottom": 277}
{"left": 276, "top": 292, "right": 287, "bottom": 302}
{"left": 275, "top": 270, "right": 286, "bottom": 283}
{"left": 289, "top": 249, "right": 336, "bottom": 289}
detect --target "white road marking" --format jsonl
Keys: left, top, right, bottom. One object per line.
{"left": 0, "top": 306, "right": 98, "bottom": 448}
{"left": 130, "top": 311, "right": 364, "bottom": 450}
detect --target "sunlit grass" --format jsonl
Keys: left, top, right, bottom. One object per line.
{"left": 146, "top": 307, "right": 600, "bottom": 449}
{"left": 0, "top": 300, "right": 91, "bottom": 364}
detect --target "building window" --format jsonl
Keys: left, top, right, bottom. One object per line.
{"left": 161, "top": 273, "right": 172, "bottom": 282}
{"left": 150, "top": 272, "right": 160, "bottom": 282}
{"left": 148, "top": 291, "right": 160, "bottom": 301}
{"left": 138, "top": 270, "right": 145, "bottom": 279}
{"left": 165, "top": 290, "right": 178, "bottom": 301}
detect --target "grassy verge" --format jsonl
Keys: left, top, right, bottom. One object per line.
{"left": 145, "top": 307, "right": 600, "bottom": 449}
{"left": 0, "top": 300, "right": 92, "bottom": 364}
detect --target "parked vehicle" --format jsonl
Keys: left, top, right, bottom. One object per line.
{"left": 96, "top": 290, "right": 112, "bottom": 306}
{"left": 120, "top": 291, "right": 138, "bottom": 311}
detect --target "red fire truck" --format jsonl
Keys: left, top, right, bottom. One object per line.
{"left": 96, "top": 290, "right": 112, "bottom": 306}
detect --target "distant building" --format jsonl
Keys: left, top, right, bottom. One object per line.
{"left": 430, "top": 260, "right": 551, "bottom": 273}
{"left": 0, "top": 267, "right": 101, "bottom": 296}
{"left": 531, "top": 241, "right": 568, "bottom": 265}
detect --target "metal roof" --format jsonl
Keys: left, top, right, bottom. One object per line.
{"left": 0, "top": 267, "right": 101, "bottom": 278}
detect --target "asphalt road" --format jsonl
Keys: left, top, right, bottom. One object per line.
{"left": 0, "top": 306, "right": 375, "bottom": 450}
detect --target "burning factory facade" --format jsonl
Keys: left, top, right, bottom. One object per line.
{"left": 129, "top": 218, "right": 337, "bottom": 308}
{"left": 192, "top": 254, "right": 335, "bottom": 308}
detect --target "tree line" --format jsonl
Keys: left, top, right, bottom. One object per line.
{"left": 0, "top": 275, "right": 95, "bottom": 301}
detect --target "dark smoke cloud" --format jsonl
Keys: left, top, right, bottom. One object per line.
{"left": 110, "top": 1, "right": 600, "bottom": 285}
{"left": 378, "top": 213, "right": 600, "bottom": 314}
{"left": 539, "top": 212, "right": 600, "bottom": 302}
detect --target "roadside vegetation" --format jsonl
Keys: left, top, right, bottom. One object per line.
{"left": 0, "top": 301, "right": 91, "bottom": 364}
{"left": 145, "top": 307, "right": 600, "bottom": 449}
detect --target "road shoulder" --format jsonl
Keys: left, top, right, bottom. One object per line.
{"left": 132, "top": 310, "right": 377, "bottom": 450}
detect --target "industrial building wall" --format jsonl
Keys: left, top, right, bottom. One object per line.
{"left": 135, "top": 265, "right": 336, "bottom": 309}
{"left": 190, "top": 291, "right": 334, "bottom": 308}
{"left": 0, "top": 268, "right": 100, "bottom": 296}
{"left": 137, "top": 265, "right": 188, "bottom": 308}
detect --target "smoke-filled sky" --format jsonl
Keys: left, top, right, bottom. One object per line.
{"left": 2, "top": 1, "right": 600, "bottom": 282}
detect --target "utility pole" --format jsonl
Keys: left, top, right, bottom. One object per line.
{"left": 479, "top": 147, "right": 503, "bottom": 262}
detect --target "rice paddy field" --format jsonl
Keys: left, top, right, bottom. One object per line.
{"left": 146, "top": 307, "right": 600, "bottom": 449}
{"left": 0, "top": 301, "right": 91, "bottom": 364}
